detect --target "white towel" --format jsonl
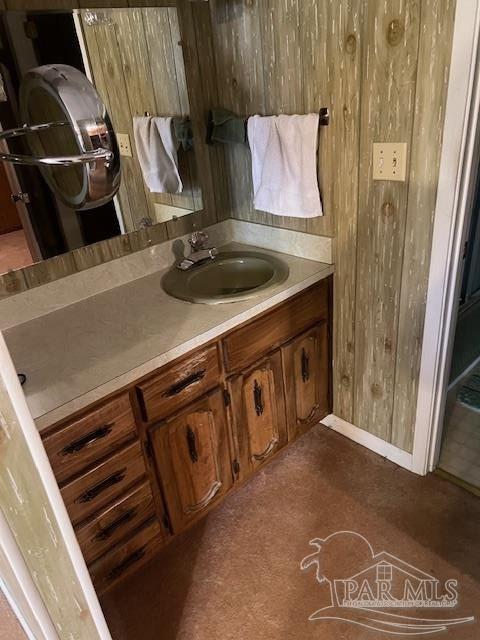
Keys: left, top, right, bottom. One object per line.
{"left": 133, "top": 116, "right": 183, "bottom": 194}
{"left": 247, "top": 114, "right": 323, "bottom": 218}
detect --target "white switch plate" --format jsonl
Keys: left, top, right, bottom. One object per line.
{"left": 372, "top": 142, "right": 407, "bottom": 181}
{"left": 117, "top": 133, "right": 132, "bottom": 157}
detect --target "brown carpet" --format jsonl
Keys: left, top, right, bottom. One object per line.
{"left": 101, "top": 425, "right": 480, "bottom": 640}
{"left": 0, "top": 591, "right": 26, "bottom": 639}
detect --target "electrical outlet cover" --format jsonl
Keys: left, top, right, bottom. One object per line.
{"left": 117, "top": 133, "right": 132, "bottom": 157}
{"left": 372, "top": 142, "right": 407, "bottom": 181}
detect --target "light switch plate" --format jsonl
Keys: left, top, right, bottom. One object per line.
{"left": 117, "top": 133, "right": 132, "bottom": 157}
{"left": 372, "top": 142, "right": 407, "bottom": 181}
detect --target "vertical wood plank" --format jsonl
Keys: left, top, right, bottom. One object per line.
{"left": 301, "top": 1, "right": 361, "bottom": 421}
{"left": 392, "top": 0, "right": 456, "bottom": 452}
{"left": 79, "top": 16, "right": 135, "bottom": 233}
{"left": 190, "top": 1, "right": 230, "bottom": 217}
{"left": 81, "top": 12, "right": 154, "bottom": 233}
{"left": 175, "top": 0, "right": 219, "bottom": 233}
{"left": 209, "top": 0, "right": 265, "bottom": 224}
{"left": 354, "top": 0, "right": 421, "bottom": 439}
{"left": 142, "top": 7, "right": 194, "bottom": 211}
{"left": 114, "top": 8, "right": 162, "bottom": 225}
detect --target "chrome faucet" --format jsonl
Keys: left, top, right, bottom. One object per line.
{"left": 177, "top": 231, "right": 219, "bottom": 271}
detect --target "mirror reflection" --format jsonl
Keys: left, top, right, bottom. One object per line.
{"left": 0, "top": 7, "right": 202, "bottom": 276}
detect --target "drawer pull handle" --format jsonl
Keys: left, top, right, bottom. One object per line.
{"left": 301, "top": 348, "right": 310, "bottom": 383}
{"left": 60, "top": 424, "right": 113, "bottom": 456}
{"left": 185, "top": 480, "right": 222, "bottom": 514}
{"left": 107, "top": 547, "right": 146, "bottom": 581}
{"left": 253, "top": 438, "right": 278, "bottom": 461}
{"left": 186, "top": 426, "right": 198, "bottom": 463}
{"left": 94, "top": 508, "right": 137, "bottom": 541}
{"left": 253, "top": 380, "right": 264, "bottom": 416}
{"left": 163, "top": 370, "right": 206, "bottom": 397}
{"left": 76, "top": 468, "right": 127, "bottom": 504}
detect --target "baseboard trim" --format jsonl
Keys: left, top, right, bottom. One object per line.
{"left": 321, "top": 414, "right": 414, "bottom": 472}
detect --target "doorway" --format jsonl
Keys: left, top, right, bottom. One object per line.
{"left": 0, "top": 159, "right": 33, "bottom": 274}
{"left": 0, "top": 10, "right": 121, "bottom": 276}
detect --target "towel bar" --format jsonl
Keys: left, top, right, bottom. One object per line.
{"left": 206, "top": 107, "right": 329, "bottom": 145}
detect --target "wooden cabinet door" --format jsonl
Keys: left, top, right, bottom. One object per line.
{"left": 149, "top": 389, "right": 233, "bottom": 533}
{"left": 281, "top": 322, "right": 329, "bottom": 440}
{"left": 228, "top": 350, "right": 287, "bottom": 481}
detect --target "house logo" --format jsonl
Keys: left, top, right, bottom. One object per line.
{"left": 300, "top": 531, "right": 474, "bottom": 635}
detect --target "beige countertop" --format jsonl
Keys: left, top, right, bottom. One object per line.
{"left": 4, "top": 243, "right": 333, "bottom": 431}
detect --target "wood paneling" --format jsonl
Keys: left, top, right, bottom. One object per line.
{"left": 354, "top": 0, "right": 421, "bottom": 439}
{"left": 208, "top": 0, "right": 336, "bottom": 237}
{"left": 80, "top": 7, "right": 202, "bottom": 230}
{"left": 391, "top": 0, "right": 456, "bottom": 451}
{"left": 202, "top": 0, "right": 455, "bottom": 451}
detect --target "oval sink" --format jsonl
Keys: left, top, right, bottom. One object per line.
{"left": 162, "top": 250, "right": 289, "bottom": 304}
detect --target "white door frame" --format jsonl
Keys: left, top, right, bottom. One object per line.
{"left": 412, "top": 0, "right": 480, "bottom": 475}
{"left": 0, "top": 510, "right": 58, "bottom": 640}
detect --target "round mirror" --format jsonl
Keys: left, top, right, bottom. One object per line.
{"left": 18, "top": 64, "right": 120, "bottom": 210}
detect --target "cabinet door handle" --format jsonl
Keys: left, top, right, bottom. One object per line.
{"left": 75, "top": 468, "right": 126, "bottom": 504}
{"left": 94, "top": 508, "right": 137, "bottom": 541}
{"left": 185, "top": 480, "right": 222, "bottom": 514}
{"left": 60, "top": 424, "right": 113, "bottom": 456}
{"left": 107, "top": 547, "right": 146, "bottom": 581}
{"left": 186, "top": 425, "right": 198, "bottom": 463}
{"left": 253, "top": 379, "right": 264, "bottom": 416}
{"left": 252, "top": 438, "right": 278, "bottom": 461}
{"left": 301, "top": 348, "right": 310, "bottom": 383}
{"left": 163, "top": 370, "right": 206, "bottom": 397}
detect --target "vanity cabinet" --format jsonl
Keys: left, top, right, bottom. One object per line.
{"left": 149, "top": 389, "right": 233, "bottom": 533}
{"left": 227, "top": 350, "right": 287, "bottom": 482}
{"left": 41, "top": 278, "right": 331, "bottom": 594}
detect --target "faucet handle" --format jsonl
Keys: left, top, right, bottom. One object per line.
{"left": 189, "top": 230, "right": 209, "bottom": 252}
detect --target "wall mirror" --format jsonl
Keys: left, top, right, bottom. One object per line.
{"left": 0, "top": 6, "right": 203, "bottom": 276}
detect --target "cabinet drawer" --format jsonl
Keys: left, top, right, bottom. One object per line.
{"left": 89, "top": 519, "right": 162, "bottom": 594}
{"left": 136, "top": 344, "right": 220, "bottom": 422}
{"left": 43, "top": 393, "right": 136, "bottom": 485}
{"left": 223, "top": 280, "right": 328, "bottom": 373}
{"left": 76, "top": 481, "right": 155, "bottom": 565}
{"left": 61, "top": 441, "right": 146, "bottom": 526}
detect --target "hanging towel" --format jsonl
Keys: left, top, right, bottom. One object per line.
{"left": 173, "top": 116, "right": 194, "bottom": 151}
{"left": 133, "top": 116, "right": 183, "bottom": 194}
{"left": 247, "top": 114, "right": 323, "bottom": 218}
{"left": 208, "top": 108, "right": 247, "bottom": 145}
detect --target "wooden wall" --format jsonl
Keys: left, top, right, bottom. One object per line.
{"left": 203, "top": 0, "right": 456, "bottom": 452}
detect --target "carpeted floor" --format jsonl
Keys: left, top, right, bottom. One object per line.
{"left": 0, "top": 590, "right": 26, "bottom": 639}
{"left": 0, "top": 230, "right": 33, "bottom": 275}
{"left": 101, "top": 425, "right": 480, "bottom": 640}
